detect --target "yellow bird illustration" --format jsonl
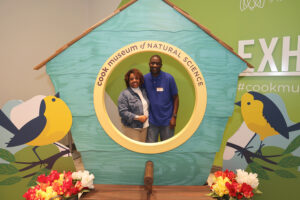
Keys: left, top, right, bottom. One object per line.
{"left": 235, "top": 91, "right": 300, "bottom": 153}
{"left": 0, "top": 93, "right": 72, "bottom": 160}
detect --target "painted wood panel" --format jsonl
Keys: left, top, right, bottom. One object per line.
{"left": 46, "top": 0, "right": 246, "bottom": 185}
{"left": 80, "top": 151, "right": 215, "bottom": 185}
{"left": 70, "top": 115, "right": 228, "bottom": 153}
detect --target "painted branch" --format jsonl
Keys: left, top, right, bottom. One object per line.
{"left": 226, "top": 142, "right": 277, "bottom": 165}
{"left": 16, "top": 149, "right": 70, "bottom": 172}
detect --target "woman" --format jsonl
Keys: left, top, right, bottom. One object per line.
{"left": 118, "top": 68, "right": 149, "bottom": 142}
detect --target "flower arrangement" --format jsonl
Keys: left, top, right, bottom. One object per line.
{"left": 208, "top": 169, "right": 262, "bottom": 200}
{"left": 23, "top": 170, "right": 95, "bottom": 200}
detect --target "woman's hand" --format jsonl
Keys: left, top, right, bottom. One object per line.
{"left": 135, "top": 115, "right": 148, "bottom": 123}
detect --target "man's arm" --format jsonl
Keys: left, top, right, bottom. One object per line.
{"left": 169, "top": 94, "right": 179, "bottom": 129}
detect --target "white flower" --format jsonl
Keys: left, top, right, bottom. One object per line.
{"left": 236, "top": 169, "right": 259, "bottom": 189}
{"left": 72, "top": 170, "right": 95, "bottom": 189}
{"left": 207, "top": 173, "right": 215, "bottom": 187}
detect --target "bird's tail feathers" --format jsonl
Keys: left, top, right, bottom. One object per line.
{"left": 0, "top": 109, "right": 19, "bottom": 135}
{"left": 288, "top": 122, "right": 300, "bottom": 133}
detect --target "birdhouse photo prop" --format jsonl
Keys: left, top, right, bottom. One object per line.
{"left": 0, "top": 94, "right": 75, "bottom": 200}
{"left": 33, "top": 0, "right": 251, "bottom": 185}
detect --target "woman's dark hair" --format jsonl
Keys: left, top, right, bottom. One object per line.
{"left": 124, "top": 68, "right": 144, "bottom": 88}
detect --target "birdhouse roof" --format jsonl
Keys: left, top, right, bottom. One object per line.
{"left": 34, "top": 0, "right": 253, "bottom": 70}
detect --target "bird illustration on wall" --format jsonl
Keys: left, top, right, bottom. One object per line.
{"left": 235, "top": 91, "right": 300, "bottom": 154}
{"left": 0, "top": 93, "right": 72, "bottom": 161}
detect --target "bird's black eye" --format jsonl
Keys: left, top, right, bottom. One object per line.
{"left": 247, "top": 102, "right": 251, "bottom": 105}
{"left": 52, "top": 98, "right": 56, "bottom": 102}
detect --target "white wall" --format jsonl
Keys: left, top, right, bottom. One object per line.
{"left": 0, "top": 0, "right": 121, "bottom": 107}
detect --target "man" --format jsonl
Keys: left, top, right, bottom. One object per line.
{"left": 144, "top": 55, "right": 179, "bottom": 142}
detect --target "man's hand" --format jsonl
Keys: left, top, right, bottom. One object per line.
{"left": 170, "top": 94, "right": 179, "bottom": 130}
{"left": 136, "top": 115, "right": 148, "bottom": 123}
{"left": 169, "top": 116, "right": 176, "bottom": 129}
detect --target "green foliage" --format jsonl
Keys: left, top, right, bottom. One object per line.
{"left": 249, "top": 146, "right": 300, "bottom": 180}
{"left": 0, "top": 144, "right": 75, "bottom": 200}
{"left": 248, "top": 162, "right": 269, "bottom": 180}
{"left": 0, "top": 148, "right": 15, "bottom": 162}
{"left": 283, "top": 135, "right": 300, "bottom": 155}
{"left": 0, "top": 163, "right": 19, "bottom": 175}
{"left": 274, "top": 170, "right": 296, "bottom": 178}
{"left": 278, "top": 156, "right": 300, "bottom": 168}
{"left": 0, "top": 176, "right": 22, "bottom": 185}
{"left": 118, "top": 0, "right": 131, "bottom": 8}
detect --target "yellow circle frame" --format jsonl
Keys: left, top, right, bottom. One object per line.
{"left": 94, "top": 41, "right": 207, "bottom": 154}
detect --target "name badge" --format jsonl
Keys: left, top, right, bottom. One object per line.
{"left": 157, "top": 87, "right": 164, "bottom": 92}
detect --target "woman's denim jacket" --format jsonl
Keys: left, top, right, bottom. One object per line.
{"left": 118, "top": 87, "right": 149, "bottom": 129}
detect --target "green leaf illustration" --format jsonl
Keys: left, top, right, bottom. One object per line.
{"left": 27, "top": 168, "right": 50, "bottom": 187}
{"left": 274, "top": 170, "right": 296, "bottom": 178}
{"left": 278, "top": 156, "right": 300, "bottom": 168}
{"left": 248, "top": 162, "right": 269, "bottom": 180}
{"left": 0, "top": 163, "right": 19, "bottom": 175}
{"left": 0, "top": 176, "right": 22, "bottom": 185}
{"left": 0, "top": 148, "right": 15, "bottom": 162}
{"left": 283, "top": 135, "right": 300, "bottom": 154}
{"left": 254, "top": 189, "right": 263, "bottom": 194}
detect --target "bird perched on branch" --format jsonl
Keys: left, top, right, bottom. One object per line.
{"left": 0, "top": 93, "right": 72, "bottom": 161}
{"left": 235, "top": 91, "right": 300, "bottom": 153}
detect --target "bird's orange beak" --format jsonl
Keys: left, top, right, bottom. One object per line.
{"left": 235, "top": 101, "right": 241, "bottom": 106}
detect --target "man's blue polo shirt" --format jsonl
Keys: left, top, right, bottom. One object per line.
{"left": 144, "top": 71, "right": 178, "bottom": 126}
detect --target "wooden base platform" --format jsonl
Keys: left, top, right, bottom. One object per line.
{"left": 82, "top": 184, "right": 212, "bottom": 200}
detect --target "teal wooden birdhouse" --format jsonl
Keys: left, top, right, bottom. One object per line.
{"left": 35, "top": 0, "right": 252, "bottom": 185}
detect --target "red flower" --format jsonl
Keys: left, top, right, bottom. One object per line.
{"left": 37, "top": 170, "right": 60, "bottom": 185}
{"left": 237, "top": 193, "right": 244, "bottom": 199}
{"left": 52, "top": 181, "right": 64, "bottom": 195}
{"left": 209, "top": 169, "right": 260, "bottom": 200}
{"left": 240, "top": 183, "right": 254, "bottom": 198}
{"left": 23, "top": 187, "right": 36, "bottom": 200}
{"left": 64, "top": 171, "right": 73, "bottom": 179}
{"left": 223, "top": 169, "right": 236, "bottom": 181}
{"left": 214, "top": 170, "right": 236, "bottom": 181}
{"left": 23, "top": 170, "right": 93, "bottom": 199}
{"left": 37, "top": 174, "right": 48, "bottom": 184}
{"left": 214, "top": 171, "right": 224, "bottom": 178}
{"left": 23, "top": 185, "right": 42, "bottom": 200}
{"left": 225, "top": 182, "right": 238, "bottom": 197}
{"left": 75, "top": 180, "right": 83, "bottom": 191}
{"left": 48, "top": 170, "right": 60, "bottom": 183}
